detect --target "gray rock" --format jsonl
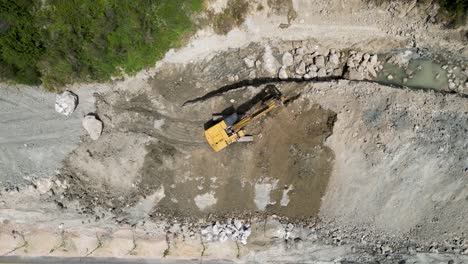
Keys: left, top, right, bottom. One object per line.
{"left": 370, "top": 55, "right": 378, "bottom": 65}
{"left": 55, "top": 91, "right": 78, "bottom": 116}
{"left": 448, "top": 82, "right": 456, "bottom": 89}
{"left": 333, "top": 68, "right": 343, "bottom": 77}
{"left": 244, "top": 58, "right": 255, "bottom": 68}
{"left": 315, "top": 56, "right": 325, "bottom": 68}
{"left": 255, "top": 60, "right": 262, "bottom": 68}
{"left": 346, "top": 58, "right": 355, "bottom": 68}
{"left": 295, "top": 61, "right": 306, "bottom": 75}
{"left": 363, "top": 53, "right": 371, "bottom": 61}
{"left": 282, "top": 52, "right": 294, "bottom": 67}
{"left": 278, "top": 67, "right": 288, "bottom": 80}
{"left": 367, "top": 65, "right": 377, "bottom": 78}
{"left": 328, "top": 53, "right": 340, "bottom": 65}
{"left": 309, "top": 71, "right": 318, "bottom": 78}
{"left": 317, "top": 68, "right": 327, "bottom": 78}
{"left": 294, "top": 47, "right": 304, "bottom": 55}
{"left": 82, "top": 114, "right": 103, "bottom": 140}
{"left": 302, "top": 54, "right": 315, "bottom": 64}
{"left": 346, "top": 69, "right": 365, "bottom": 80}
{"left": 307, "top": 64, "right": 318, "bottom": 73}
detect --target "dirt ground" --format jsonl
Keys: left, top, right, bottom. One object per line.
{"left": 0, "top": 0, "right": 467, "bottom": 262}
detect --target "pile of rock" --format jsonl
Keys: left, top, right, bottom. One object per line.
{"left": 444, "top": 64, "right": 468, "bottom": 93}
{"left": 344, "top": 51, "right": 382, "bottom": 81}
{"left": 278, "top": 48, "right": 345, "bottom": 80}
{"left": 200, "top": 219, "right": 251, "bottom": 245}
{"left": 277, "top": 47, "right": 381, "bottom": 81}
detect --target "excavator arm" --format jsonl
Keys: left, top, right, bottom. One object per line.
{"left": 204, "top": 93, "right": 286, "bottom": 152}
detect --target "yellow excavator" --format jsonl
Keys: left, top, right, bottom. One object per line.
{"left": 204, "top": 88, "right": 286, "bottom": 152}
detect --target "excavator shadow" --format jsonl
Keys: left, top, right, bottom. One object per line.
{"left": 203, "top": 84, "right": 282, "bottom": 130}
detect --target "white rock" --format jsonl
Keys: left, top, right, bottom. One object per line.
{"left": 233, "top": 219, "right": 242, "bottom": 230}
{"left": 363, "top": 53, "right": 371, "bottom": 61}
{"left": 370, "top": 55, "right": 378, "bottom": 65}
{"left": 282, "top": 52, "right": 294, "bottom": 67}
{"left": 387, "top": 75, "right": 394, "bottom": 80}
{"left": 328, "top": 53, "right": 340, "bottom": 65}
{"left": 55, "top": 91, "right": 78, "bottom": 116}
{"left": 315, "top": 56, "right": 325, "bottom": 68}
{"left": 448, "top": 82, "right": 456, "bottom": 89}
{"left": 295, "top": 61, "right": 306, "bottom": 75}
{"left": 307, "top": 65, "right": 318, "bottom": 73}
{"left": 82, "top": 114, "right": 103, "bottom": 140}
{"left": 317, "top": 68, "right": 327, "bottom": 78}
{"left": 243, "top": 58, "right": 255, "bottom": 68}
{"left": 309, "top": 71, "right": 318, "bottom": 78}
{"left": 295, "top": 47, "right": 304, "bottom": 55}
{"left": 346, "top": 59, "right": 355, "bottom": 68}
{"left": 367, "top": 65, "right": 377, "bottom": 78}
{"left": 278, "top": 67, "right": 288, "bottom": 80}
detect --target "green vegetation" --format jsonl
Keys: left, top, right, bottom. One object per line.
{"left": 438, "top": 0, "right": 467, "bottom": 25}
{"left": 0, "top": 0, "right": 203, "bottom": 90}
{"left": 0, "top": 0, "right": 43, "bottom": 84}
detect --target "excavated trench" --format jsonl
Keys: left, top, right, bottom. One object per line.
{"left": 60, "top": 42, "right": 467, "bottom": 222}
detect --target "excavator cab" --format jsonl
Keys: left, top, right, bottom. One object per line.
{"left": 204, "top": 86, "right": 286, "bottom": 152}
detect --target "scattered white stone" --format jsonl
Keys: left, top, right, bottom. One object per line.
{"left": 387, "top": 75, "right": 394, "bottom": 80}
{"left": 82, "top": 114, "right": 103, "bottom": 140}
{"left": 278, "top": 67, "right": 288, "bottom": 80}
{"left": 200, "top": 219, "right": 252, "bottom": 245}
{"left": 55, "top": 90, "right": 78, "bottom": 116}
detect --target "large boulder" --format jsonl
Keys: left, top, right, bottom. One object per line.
{"left": 82, "top": 114, "right": 103, "bottom": 140}
{"left": 55, "top": 90, "right": 78, "bottom": 116}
